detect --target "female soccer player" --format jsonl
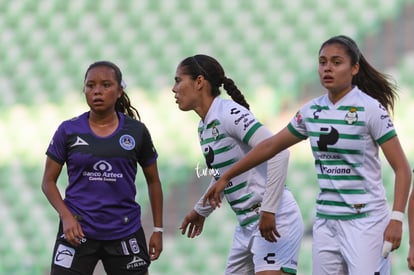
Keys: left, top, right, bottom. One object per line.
{"left": 203, "top": 35, "right": 412, "bottom": 275}
{"left": 173, "top": 54, "right": 303, "bottom": 274}
{"left": 42, "top": 61, "right": 163, "bottom": 275}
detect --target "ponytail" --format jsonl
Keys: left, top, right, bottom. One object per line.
{"left": 179, "top": 54, "right": 250, "bottom": 110}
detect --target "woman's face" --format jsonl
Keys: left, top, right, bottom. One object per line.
{"left": 318, "top": 43, "right": 359, "bottom": 97}
{"left": 84, "top": 66, "right": 122, "bottom": 114}
{"left": 172, "top": 65, "right": 201, "bottom": 111}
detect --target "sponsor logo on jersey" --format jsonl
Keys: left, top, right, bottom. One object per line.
{"left": 119, "top": 134, "right": 135, "bottom": 150}
{"left": 70, "top": 136, "right": 89, "bottom": 147}
{"left": 83, "top": 160, "right": 123, "bottom": 182}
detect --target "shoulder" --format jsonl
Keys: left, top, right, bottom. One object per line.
{"left": 57, "top": 112, "right": 88, "bottom": 131}
{"left": 354, "top": 87, "right": 386, "bottom": 112}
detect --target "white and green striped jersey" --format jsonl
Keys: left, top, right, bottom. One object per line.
{"left": 197, "top": 97, "right": 267, "bottom": 227}
{"left": 288, "top": 86, "right": 396, "bottom": 220}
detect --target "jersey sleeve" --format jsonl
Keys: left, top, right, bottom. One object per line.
{"left": 137, "top": 123, "right": 159, "bottom": 167}
{"left": 45, "top": 122, "right": 67, "bottom": 165}
{"left": 366, "top": 102, "right": 396, "bottom": 144}
{"left": 248, "top": 126, "right": 289, "bottom": 214}
{"left": 223, "top": 103, "right": 262, "bottom": 144}
{"left": 287, "top": 107, "right": 309, "bottom": 140}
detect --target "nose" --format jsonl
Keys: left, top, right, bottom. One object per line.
{"left": 93, "top": 85, "right": 103, "bottom": 95}
{"left": 323, "top": 63, "right": 332, "bottom": 72}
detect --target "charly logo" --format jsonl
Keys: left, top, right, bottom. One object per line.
{"left": 119, "top": 134, "right": 135, "bottom": 150}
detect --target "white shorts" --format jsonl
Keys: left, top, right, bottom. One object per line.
{"left": 312, "top": 208, "right": 390, "bottom": 275}
{"left": 225, "top": 191, "right": 303, "bottom": 274}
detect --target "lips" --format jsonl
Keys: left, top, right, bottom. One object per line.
{"left": 92, "top": 98, "right": 104, "bottom": 105}
{"left": 323, "top": 76, "right": 334, "bottom": 83}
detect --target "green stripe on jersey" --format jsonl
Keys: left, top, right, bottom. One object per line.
{"left": 305, "top": 117, "right": 365, "bottom": 126}
{"left": 229, "top": 193, "right": 253, "bottom": 206}
{"left": 377, "top": 130, "right": 396, "bottom": 145}
{"left": 200, "top": 134, "right": 225, "bottom": 145}
{"left": 240, "top": 214, "right": 260, "bottom": 227}
{"left": 312, "top": 146, "right": 362, "bottom": 155}
{"left": 320, "top": 187, "right": 366, "bottom": 194}
{"left": 287, "top": 123, "right": 307, "bottom": 140}
{"left": 337, "top": 106, "right": 365, "bottom": 111}
{"left": 242, "top": 122, "right": 262, "bottom": 144}
{"left": 310, "top": 105, "right": 330, "bottom": 110}
{"left": 206, "top": 119, "right": 221, "bottom": 129}
{"left": 224, "top": 181, "right": 247, "bottom": 194}
{"left": 281, "top": 267, "right": 297, "bottom": 274}
{"left": 316, "top": 212, "right": 368, "bottom": 220}
{"left": 317, "top": 174, "right": 365, "bottom": 181}
{"left": 317, "top": 200, "right": 354, "bottom": 207}
{"left": 211, "top": 158, "right": 237, "bottom": 169}
{"left": 308, "top": 131, "right": 363, "bottom": 140}
{"left": 211, "top": 144, "right": 235, "bottom": 155}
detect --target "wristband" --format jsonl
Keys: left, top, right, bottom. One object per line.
{"left": 153, "top": 227, "right": 164, "bottom": 233}
{"left": 390, "top": 211, "right": 404, "bottom": 223}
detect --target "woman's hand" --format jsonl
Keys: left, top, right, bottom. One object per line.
{"left": 61, "top": 214, "right": 85, "bottom": 247}
{"left": 179, "top": 209, "right": 206, "bottom": 238}
{"left": 202, "top": 178, "right": 228, "bottom": 208}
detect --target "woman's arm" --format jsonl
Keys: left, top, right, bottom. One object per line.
{"left": 380, "top": 136, "right": 412, "bottom": 255}
{"left": 203, "top": 126, "right": 302, "bottom": 207}
{"left": 142, "top": 161, "right": 163, "bottom": 260}
{"left": 41, "top": 157, "right": 84, "bottom": 246}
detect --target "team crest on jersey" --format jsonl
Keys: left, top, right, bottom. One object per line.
{"left": 212, "top": 124, "right": 219, "bottom": 140}
{"left": 119, "top": 134, "right": 135, "bottom": 150}
{"left": 344, "top": 107, "right": 358, "bottom": 124}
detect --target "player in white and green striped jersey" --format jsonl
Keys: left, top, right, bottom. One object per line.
{"left": 204, "top": 35, "right": 412, "bottom": 275}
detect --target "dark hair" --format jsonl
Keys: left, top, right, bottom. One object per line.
{"left": 84, "top": 61, "right": 141, "bottom": 120}
{"left": 179, "top": 54, "right": 250, "bottom": 110}
{"left": 319, "top": 35, "right": 398, "bottom": 113}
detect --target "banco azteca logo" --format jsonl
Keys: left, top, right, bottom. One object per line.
{"left": 93, "top": 160, "right": 112, "bottom": 172}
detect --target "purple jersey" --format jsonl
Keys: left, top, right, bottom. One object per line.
{"left": 46, "top": 112, "right": 158, "bottom": 240}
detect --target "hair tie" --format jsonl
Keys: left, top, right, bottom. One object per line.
{"left": 121, "top": 79, "right": 127, "bottom": 89}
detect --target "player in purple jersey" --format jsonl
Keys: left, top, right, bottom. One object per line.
{"left": 41, "top": 61, "right": 163, "bottom": 275}
{"left": 203, "top": 35, "right": 412, "bottom": 275}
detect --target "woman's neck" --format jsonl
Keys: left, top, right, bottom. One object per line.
{"left": 88, "top": 111, "right": 119, "bottom": 137}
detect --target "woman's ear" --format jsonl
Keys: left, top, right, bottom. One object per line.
{"left": 195, "top": 75, "right": 205, "bottom": 90}
{"left": 351, "top": 63, "right": 360, "bottom": 76}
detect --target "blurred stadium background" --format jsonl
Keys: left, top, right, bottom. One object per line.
{"left": 0, "top": 0, "right": 413, "bottom": 274}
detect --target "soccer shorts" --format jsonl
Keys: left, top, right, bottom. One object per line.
{"left": 225, "top": 197, "right": 303, "bottom": 274}
{"left": 312, "top": 209, "right": 390, "bottom": 275}
{"left": 50, "top": 224, "right": 150, "bottom": 275}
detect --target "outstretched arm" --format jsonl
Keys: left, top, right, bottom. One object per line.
{"left": 143, "top": 161, "right": 164, "bottom": 261}
{"left": 203, "top": 127, "right": 302, "bottom": 207}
